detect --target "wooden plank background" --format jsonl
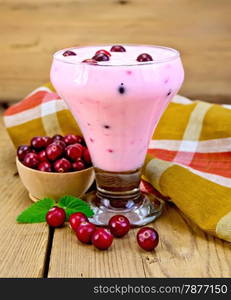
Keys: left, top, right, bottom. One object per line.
{"left": 1, "top": 0, "right": 231, "bottom": 103}
{"left": 0, "top": 110, "right": 49, "bottom": 277}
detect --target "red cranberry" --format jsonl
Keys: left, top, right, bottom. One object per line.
{"left": 65, "top": 143, "right": 83, "bottom": 161}
{"left": 136, "top": 227, "right": 159, "bottom": 251}
{"left": 37, "top": 150, "right": 47, "bottom": 162}
{"left": 140, "top": 179, "right": 169, "bottom": 202}
{"left": 110, "top": 45, "right": 126, "bottom": 52}
{"left": 140, "top": 179, "right": 155, "bottom": 194}
{"left": 43, "top": 136, "right": 53, "bottom": 147}
{"left": 92, "top": 53, "right": 110, "bottom": 62}
{"left": 136, "top": 53, "right": 153, "bottom": 62}
{"left": 63, "top": 134, "right": 79, "bottom": 145}
{"left": 82, "top": 59, "right": 97, "bottom": 64}
{"left": 53, "top": 140, "right": 66, "bottom": 150}
{"left": 31, "top": 136, "right": 48, "bottom": 150}
{"left": 72, "top": 159, "right": 85, "bottom": 171}
{"left": 46, "top": 143, "right": 63, "bottom": 161}
{"left": 54, "top": 158, "right": 72, "bottom": 173}
{"left": 17, "top": 145, "right": 31, "bottom": 161}
{"left": 83, "top": 148, "right": 91, "bottom": 164}
{"left": 69, "top": 212, "right": 88, "bottom": 231}
{"left": 108, "top": 215, "right": 130, "bottom": 238}
{"left": 76, "top": 221, "right": 96, "bottom": 244}
{"left": 75, "top": 135, "right": 85, "bottom": 145}
{"left": 52, "top": 134, "right": 64, "bottom": 141}
{"left": 46, "top": 207, "right": 66, "bottom": 227}
{"left": 63, "top": 50, "right": 76, "bottom": 56}
{"left": 23, "top": 152, "right": 39, "bottom": 169}
{"left": 92, "top": 228, "right": 113, "bottom": 250}
{"left": 95, "top": 49, "right": 111, "bottom": 57}
{"left": 38, "top": 161, "right": 52, "bottom": 172}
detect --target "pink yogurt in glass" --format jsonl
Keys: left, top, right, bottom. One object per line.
{"left": 51, "top": 45, "right": 184, "bottom": 172}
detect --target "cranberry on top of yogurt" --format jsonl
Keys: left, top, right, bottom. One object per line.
{"left": 82, "top": 59, "right": 97, "bottom": 64}
{"left": 92, "top": 52, "right": 110, "bottom": 62}
{"left": 52, "top": 45, "right": 183, "bottom": 173}
{"left": 95, "top": 49, "right": 111, "bottom": 57}
{"left": 110, "top": 45, "right": 126, "bottom": 52}
{"left": 136, "top": 53, "right": 153, "bottom": 62}
{"left": 63, "top": 50, "right": 77, "bottom": 56}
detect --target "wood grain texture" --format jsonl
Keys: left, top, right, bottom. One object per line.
{"left": 0, "top": 110, "right": 49, "bottom": 277}
{"left": 49, "top": 225, "right": 146, "bottom": 278}
{"left": 142, "top": 205, "right": 231, "bottom": 278}
{"left": 1, "top": 0, "right": 231, "bottom": 103}
{"left": 48, "top": 204, "right": 231, "bottom": 278}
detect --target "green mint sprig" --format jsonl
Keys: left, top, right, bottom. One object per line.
{"left": 58, "top": 195, "right": 94, "bottom": 220}
{"left": 16, "top": 195, "right": 94, "bottom": 223}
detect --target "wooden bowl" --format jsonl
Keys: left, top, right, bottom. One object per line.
{"left": 16, "top": 157, "right": 95, "bottom": 202}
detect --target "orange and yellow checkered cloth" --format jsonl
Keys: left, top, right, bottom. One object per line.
{"left": 4, "top": 83, "right": 231, "bottom": 242}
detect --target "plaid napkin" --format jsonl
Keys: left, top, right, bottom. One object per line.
{"left": 4, "top": 84, "right": 231, "bottom": 242}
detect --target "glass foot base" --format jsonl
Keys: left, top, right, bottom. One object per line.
{"left": 83, "top": 191, "right": 163, "bottom": 227}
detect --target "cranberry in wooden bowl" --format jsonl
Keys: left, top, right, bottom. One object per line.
{"left": 16, "top": 134, "right": 95, "bottom": 202}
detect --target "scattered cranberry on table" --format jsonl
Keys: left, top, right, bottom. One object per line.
{"left": 76, "top": 221, "right": 96, "bottom": 244}
{"left": 69, "top": 212, "right": 88, "bottom": 231}
{"left": 69, "top": 213, "right": 159, "bottom": 252}
{"left": 46, "top": 207, "right": 66, "bottom": 227}
{"left": 108, "top": 215, "right": 130, "bottom": 237}
{"left": 136, "top": 227, "right": 159, "bottom": 251}
{"left": 92, "top": 228, "right": 114, "bottom": 250}
{"left": 17, "top": 133, "right": 92, "bottom": 172}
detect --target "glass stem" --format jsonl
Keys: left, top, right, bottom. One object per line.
{"left": 94, "top": 167, "right": 142, "bottom": 209}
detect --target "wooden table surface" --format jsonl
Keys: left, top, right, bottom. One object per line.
{"left": 0, "top": 110, "right": 230, "bottom": 278}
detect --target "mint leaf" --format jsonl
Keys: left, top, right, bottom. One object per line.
{"left": 17, "top": 198, "right": 55, "bottom": 223}
{"left": 58, "top": 195, "right": 94, "bottom": 220}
